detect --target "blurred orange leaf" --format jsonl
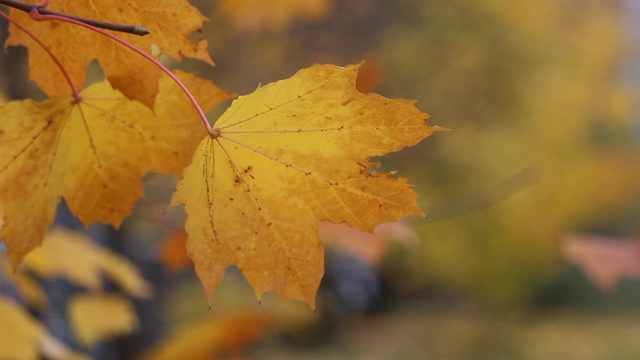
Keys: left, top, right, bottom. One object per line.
{"left": 142, "top": 312, "right": 274, "bottom": 360}
{"left": 356, "top": 58, "right": 385, "bottom": 93}
{"left": 22, "top": 228, "right": 153, "bottom": 298}
{"left": 68, "top": 294, "right": 138, "bottom": 347}
{"left": 217, "top": 0, "right": 333, "bottom": 32}
{"left": 563, "top": 233, "right": 640, "bottom": 291}
{"left": 160, "top": 229, "right": 192, "bottom": 273}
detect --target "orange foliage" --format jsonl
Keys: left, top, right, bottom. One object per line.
{"left": 7, "top": 0, "right": 212, "bottom": 106}
{"left": 0, "top": 73, "right": 231, "bottom": 265}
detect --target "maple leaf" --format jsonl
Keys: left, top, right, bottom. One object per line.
{"left": 0, "top": 72, "right": 232, "bottom": 266}
{"left": 68, "top": 294, "right": 139, "bottom": 347}
{"left": 6, "top": 0, "right": 213, "bottom": 106}
{"left": 171, "top": 63, "right": 441, "bottom": 306}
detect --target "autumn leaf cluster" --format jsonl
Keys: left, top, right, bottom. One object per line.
{"left": 0, "top": 0, "right": 438, "bottom": 312}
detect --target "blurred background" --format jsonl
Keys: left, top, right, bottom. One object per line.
{"left": 3, "top": 0, "right": 640, "bottom": 358}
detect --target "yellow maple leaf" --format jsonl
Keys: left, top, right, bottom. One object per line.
{"left": 68, "top": 294, "right": 138, "bottom": 347}
{"left": 22, "top": 228, "right": 152, "bottom": 298}
{"left": 0, "top": 72, "right": 231, "bottom": 266}
{"left": 7, "top": 0, "right": 213, "bottom": 106}
{"left": 171, "top": 63, "right": 441, "bottom": 307}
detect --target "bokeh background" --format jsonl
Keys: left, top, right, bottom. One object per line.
{"left": 3, "top": 0, "right": 640, "bottom": 358}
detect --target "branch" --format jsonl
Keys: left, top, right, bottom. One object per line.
{"left": 0, "top": 0, "right": 149, "bottom": 36}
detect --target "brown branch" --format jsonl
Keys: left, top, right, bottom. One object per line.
{"left": 0, "top": 0, "right": 149, "bottom": 36}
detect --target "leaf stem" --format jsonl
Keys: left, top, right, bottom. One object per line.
{"left": 0, "top": 0, "right": 149, "bottom": 35}
{"left": 28, "top": 8, "right": 214, "bottom": 135}
{"left": 0, "top": 10, "right": 81, "bottom": 102}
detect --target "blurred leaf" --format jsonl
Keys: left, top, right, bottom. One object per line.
{"left": 356, "top": 58, "right": 385, "bottom": 93}
{"left": 159, "top": 228, "right": 192, "bottom": 273}
{"left": 141, "top": 312, "right": 274, "bottom": 360}
{"left": 217, "top": 0, "right": 334, "bottom": 32}
{"left": 320, "top": 221, "right": 419, "bottom": 266}
{"left": 0, "top": 296, "right": 89, "bottom": 360}
{"left": 563, "top": 234, "right": 640, "bottom": 291}
{"left": 68, "top": 294, "right": 138, "bottom": 347}
{"left": 21, "top": 227, "right": 153, "bottom": 298}
{"left": 0, "top": 257, "right": 48, "bottom": 309}
{"left": 0, "top": 295, "right": 43, "bottom": 359}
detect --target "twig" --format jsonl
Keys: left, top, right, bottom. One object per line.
{"left": 0, "top": 0, "right": 149, "bottom": 36}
